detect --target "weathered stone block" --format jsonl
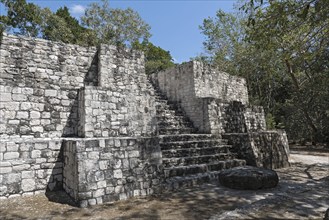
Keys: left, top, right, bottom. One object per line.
{"left": 113, "top": 169, "right": 123, "bottom": 179}
{"left": 22, "top": 171, "right": 35, "bottom": 179}
{"left": 44, "top": 90, "right": 57, "bottom": 97}
{"left": 21, "top": 179, "right": 36, "bottom": 192}
{"left": 31, "top": 150, "right": 41, "bottom": 158}
{"left": 16, "top": 111, "right": 29, "bottom": 119}
{"left": 0, "top": 167, "right": 12, "bottom": 174}
{"left": 4, "top": 152, "right": 19, "bottom": 159}
{"left": 30, "top": 111, "right": 41, "bottom": 119}
{"left": 0, "top": 93, "right": 11, "bottom": 102}
{"left": 5, "top": 173, "right": 21, "bottom": 184}
{"left": 12, "top": 94, "right": 27, "bottom": 101}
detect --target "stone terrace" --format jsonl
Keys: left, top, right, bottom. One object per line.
{"left": 0, "top": 33, "right": 289, "bottom": 207}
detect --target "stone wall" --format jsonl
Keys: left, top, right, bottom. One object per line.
{"left": 223, "top": 131, "right": 290, "bottom": 169}
{"left": 151, "top": 62, "right": 207, "bottom": 132}
{"left": 78, "top": 86, "right": 156, "bottom": 138}
{"left": 63, "top": 137, "right": 162, "bottom": 207}
{"left": 0, "top": 85, "right": 79, "bottom": 138}
{"left": 206, "top": 100, "right": 266, "bottom": 134}
{"left": 0, "top": 138, "right": 63, "bottom": 199}
{"left": 152, "top": 61, "right": 289, "bottom": 169}
{"left": 0, "top": 33, "right": 159, "bottom": 202}
{"left": 193, "top": 62, "right": 248, "bottom": 104}
{"left": 0, "top": 33, "right": 98, "bottom": 88}
{"left": 77, "top": 44, "right": 157, "bottom": 138}
{"left": 151, "top": 61, "right": 263, "bottom": 135}
{"left": 0, "top": 34, "right": 156, "bottom": 139}
{"left": 0, "top": 33, "right": 97, "bottom": 138}
{"left": 0, "top": 32, "right": 289, "bottom": 204}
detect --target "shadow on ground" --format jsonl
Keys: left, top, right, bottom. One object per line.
{"left": 0, "top": 162, "right": 328, "bottom": 219}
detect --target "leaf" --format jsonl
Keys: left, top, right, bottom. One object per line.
{"left": 298, "top": 4, "right": 310, "bottom": 19}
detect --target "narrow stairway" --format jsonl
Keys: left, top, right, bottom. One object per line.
{"left": 149, "top": 79, "right": 246, "bottom": 191}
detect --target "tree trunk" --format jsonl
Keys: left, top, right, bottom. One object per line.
{"left": 284, "top": 59, "right": 318, "bottom": 140}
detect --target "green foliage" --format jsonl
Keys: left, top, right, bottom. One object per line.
{"left": 265, "top": 113, "right": 276, "bottom": 129}
{"left": 0, "top": 0, "right": 173, "bottom": 77}
{"left": 42, "top": 6, "right": 97, "bottom": 46}
{"left": 0, "top": 0, "right": 43, "bottom": 37}
{"left": 81, "top": 0, "right": 151, "bottom": 47}
{"left": 41, "top": 8, "right": 75, "bottom": 44}
{"left": 0, "top": 0, "right": 96, "bottom": 46}
{"left": 133, "top": 41, "right": 174, "bottom": 74}
{"left": 200, "top": 1, "right": 329, "bottom": 144}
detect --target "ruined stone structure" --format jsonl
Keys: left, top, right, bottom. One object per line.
{"left": 0, "top": 33, "right": 289, "bottom": 207}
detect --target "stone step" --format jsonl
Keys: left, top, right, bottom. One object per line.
{"left": 163, "top": 159, "right": 246, "bottom": 178}
{"left": 162, "top": 153, "right": 237, "bottom": 167}
{"left": 160, "top": 139, "right": 228, "bottom": 149}
{"left": 156, "top": 108, "right": 184, "bottom": 115}
{"left": 159, "top": 134, "right": 221, "bottom": 143}
{"left": 156, "top": 114, "right": 186, "bottom": 120}
{"left": 158, "top": 127, "right": 195, "bottom": 135}
{"left": 156, "top": 101, "right": 182, "bottom": 108}
{"left": 155, "top": 100, "right": 169, "bottom": 105}
{"left": 162, "top": 146, "right": 232, "bottom": 158}
{"left": 157, "top": 120, "right": 193, "bottom": 128}
{"left": 161, "top": 160, "right": 246, "bottom": 191}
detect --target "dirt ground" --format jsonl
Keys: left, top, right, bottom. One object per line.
{"left": 0, "top": 150, "right": 328, "bottom": 220}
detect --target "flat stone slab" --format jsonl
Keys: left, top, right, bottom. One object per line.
{"left": 219, "top": 166, "right": 279, "bottom": 190}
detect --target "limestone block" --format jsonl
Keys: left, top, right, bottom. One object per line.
{"left": 12, "top": 94, "right": 27, "bottom": 101}
{"left": 88, "top": 198, "right": 97, "bottom": 206}
{"left": 31, "top": 150, "right": 41, "bottom": 158}
{"left": 0, "top": 186, "right": 7, "bottom": 196}
{"left": 5, "top": 173, "right": 21, "bottom": 184}
{"left": 4, "top": 152, "right": 19, "bottom": 159}
{"left": 16, "top": 111, "right": 29, "bottom": 119}
{"left": 0, "top": 167, "right": 12, "bottom": 174}
{"left": 13, "top": 164, "right": 30, "bottom": 171}
{"left": 31, "top": 103, "right": 44, "bottom": 111}
{"left": 3, "top": 102, "right": 19, "bottom": 111}
{"left": 30, "top": 111, "right": 41, "bottom": 119}
{"left": 21, "top": 179, "right": 36, "bottom": 192}
{"left": 97, "top": 180, "right": 107, "bottom": 188}
{"left": 35, "top": 143, "right": 47, "bottom": 150}
{"left": 128, "top": 150, "right": 139, "bottom": 158}
{"left": 88, "top": 152, "right": 99, "bottom": 160}
{"left": 99, "top": 161, "right": 108, "bottom": 170}
{"left": 41, "top": 112, "right": 51, "bottom": 118}
{"left": 30, "top": 120, "right": 41, "bottom": 126}
{"left": 45, "top": 90, "right": 57, "bottom": 97}
{"left": 22, "top": 171, "right": 35, "bottom": 179}
{"left": 113, "top": 169, "right": 123, "bottom": 179}
{"left": 0, "top": 93, "right": 11, "bottom": 102}
{"left": 8, "top": 120, "right": 19, "bottom": 125}
{"left": 6, "top": 142, "right": 18, "bottom": 151}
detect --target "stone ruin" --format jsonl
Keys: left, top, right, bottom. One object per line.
{"left": 0, "top": 33, "right": 290, "bottom": 207}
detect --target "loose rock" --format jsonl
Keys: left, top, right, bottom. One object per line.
{"left": 219, "top": 166, "right": 279, "bottom": 190}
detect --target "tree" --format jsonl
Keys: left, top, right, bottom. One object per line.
{"left": 41, "top": 8, "right": 75, "bottom": 44}
{"left": 133, "top": 41, "right": 175, "bottom": 74}
{"left": 244, "top": 0, "right": 329, "bottom": 143}
{"left": 199, "top": 1, "right": 329, "bottom": 144}
{"left": 0, "top": 0, "right": 96, "bottom": 46}
{"left": 81, "top": 0, "right": 151, "bottom": 46}
{"left": 0, "top": 0, "right": 43, "bottom": 37}
{"left": 42, "top": 6, "right": 97, "bottom": 46}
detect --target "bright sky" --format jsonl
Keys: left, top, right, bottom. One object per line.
{"left": 3, "top": 0, "right": 237, "bottom": 63}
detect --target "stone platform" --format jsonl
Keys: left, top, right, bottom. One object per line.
{"left": 219, "top": 166, "right": 279, "bottom": 190}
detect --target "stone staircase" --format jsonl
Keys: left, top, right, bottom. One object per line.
{"left": 149, "top": 79, "right": 246, "bottom": 191}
